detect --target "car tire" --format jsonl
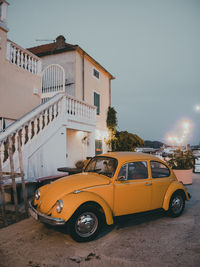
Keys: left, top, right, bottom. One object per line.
{"left": 68, "top": 205, "right": 103, "bottom": 242}
{"left": 168, "top": 192, "right": 185, "bottom": 218}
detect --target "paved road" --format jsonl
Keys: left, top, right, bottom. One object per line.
{"left": 0, "top": 174, "right": 200, "bottom": 267}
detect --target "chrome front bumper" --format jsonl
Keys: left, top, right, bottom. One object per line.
{"left": 28, "top": 200, "right": 66, "bottom": 226}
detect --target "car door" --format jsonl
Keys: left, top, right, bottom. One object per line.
{"left": 113, "top": 161, "right": 152, "bottom": 216}
{"left": 150, "top": 161, "right": 172, "bottom": 209}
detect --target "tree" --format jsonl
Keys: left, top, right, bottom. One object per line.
{"left": 113, "top": 131, "right": 144, "bottom": 151}
{"left": 106, "top": 107, "right": 117, "bottom": 151}
{"left": 106, "top": 106, "right": 117, "bottom": 132}
{"left": 144, "top": 140, "right": 164, "bottom": 149}
{"left": 106, "top": 107, "right": 144, "bottom": 151}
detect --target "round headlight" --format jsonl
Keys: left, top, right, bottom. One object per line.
{"left": 35, "top": 189, "right": 40, "bottom": 200}
{"left": 56, "top": 200, "right": 63, "bottom": 213}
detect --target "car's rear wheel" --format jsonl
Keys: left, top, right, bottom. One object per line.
{"left": 168, "top": 192, "right": 185, "bottom": 217}
{"left": 68, "top": 205, "right": 103, "bottom": 242}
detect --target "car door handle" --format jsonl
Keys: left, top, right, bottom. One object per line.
{"left": 145, "top": 182, "right": 152, "bottom": 186}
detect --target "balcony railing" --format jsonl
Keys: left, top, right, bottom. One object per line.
{"left": 0, "top": 94, "right": 63, "bottom": 164}
{"left": 6, "top": 40, "right": 42, "bottom": 74}
{"left": 66, "top": 94, "right": 96, "bottom": 125}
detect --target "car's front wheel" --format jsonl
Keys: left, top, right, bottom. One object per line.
{"left": 168, "top": 192, "right": 185, "bottom": 217}
{"left": 68, "top": 205, "right": 103, "bottom": 242}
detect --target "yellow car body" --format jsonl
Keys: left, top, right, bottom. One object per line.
{"left": 29, "top": 152, "right": 190, "bottom": 242}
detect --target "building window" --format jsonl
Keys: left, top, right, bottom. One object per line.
{"left": 93, "top": 69, "right": 99, "bottom": 79}
{"left": 94, "top": 92, "right": 100, "bottom": 115}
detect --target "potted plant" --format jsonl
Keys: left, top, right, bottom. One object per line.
{"left": 167, "top": 149, "right": 195, "bottom": 185}
{"left": 75, "top": 159, "right": 91, "bottom": 171}
{"left": 75, "top": 160, "right": 84, "bottom": 170}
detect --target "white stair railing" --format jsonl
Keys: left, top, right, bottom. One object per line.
{"left": 6, "top": 40, "right": 42, "bottom": 74}
{"left": 0, "top": 94, "right": 64, "bottom": 167}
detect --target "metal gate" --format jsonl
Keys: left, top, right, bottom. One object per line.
{"left": 42, "top": 64, "right": 65, "bottom": 103}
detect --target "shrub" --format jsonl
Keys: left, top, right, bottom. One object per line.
{"left": 113, "top": 131, "right": 144, "bottom": 152}
{"left": 167, "top": 149, "right": 195, "bottom": 170}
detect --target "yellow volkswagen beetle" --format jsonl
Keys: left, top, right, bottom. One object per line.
{"left": 29, "top": 152, "right": 191, "bottom": 242}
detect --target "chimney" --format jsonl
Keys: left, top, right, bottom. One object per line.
{"left": 0, "top": 0, "right": 9, "bottom": 32}
{"left": 55, "top": 35, "right": 66, "bottom": 49}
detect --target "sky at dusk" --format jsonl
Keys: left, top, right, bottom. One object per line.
{"left": 7, "top": 0, "right": 200, "bottom": 145}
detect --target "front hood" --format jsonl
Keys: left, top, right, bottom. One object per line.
{"left": 38, "top": 172, "right": 110, "bottom": 213}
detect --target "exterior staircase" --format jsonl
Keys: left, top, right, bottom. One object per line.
{"left": 0, "top": 93, "right": 96, "bottom": 182}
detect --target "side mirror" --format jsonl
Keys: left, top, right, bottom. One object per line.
{"left": 117, "top": 176, "right": 126, "bottom": 181}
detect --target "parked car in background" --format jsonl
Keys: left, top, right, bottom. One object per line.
{"left": 29, "top": 152, "right": 191, "bottom": 242}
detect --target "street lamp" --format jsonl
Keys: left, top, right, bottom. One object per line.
{"left": 166, "top": 120, "right": 191, "bottom": 150}
{"left": 183, "top": 121, "right": 189, "bottom": 131}
{"left": 182, "top": 120, "right": 191, "bottom": 150}
{"left": 167, "top": 136, "right": 181, "bottom": 146}
{"left": 195, "top": 105, "right": 200, "bottom": 111}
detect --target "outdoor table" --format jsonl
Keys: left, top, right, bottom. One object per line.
{"left": 57, "top": 167, "right": 82, "bottom": 175}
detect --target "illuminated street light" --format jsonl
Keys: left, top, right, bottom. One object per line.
{"left": 182, "top": 120, "right": 191, "bottom": 150}
{"left": 195, "top": 105, "right": 200, "bottom": 111}
{"left": 183, "top": 121, "right": 189, "bottom": 130}
{"left": 166, "top": 119, "right": 191, "bottom": 150}
{"left": 167, "top": 136, "right": 173, "bottom": 142}
{"left": 167, "top": 135, "right": 181, "bottom": 146}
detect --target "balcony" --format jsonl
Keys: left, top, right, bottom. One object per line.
{"left": 66, "top": 94, "right": 96, "bottom": 126}
{"left": 6, "top": 40, "right": 41, "bottom": 75}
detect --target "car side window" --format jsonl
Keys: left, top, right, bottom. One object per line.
{"left": 150, "top": 161, "right": 170, "bottom": 178}
{"left": 118, "top": 161, "right": 148, "bottom": 180}
{"left": 117, "top": 164, "right": 128, "bottom": 180}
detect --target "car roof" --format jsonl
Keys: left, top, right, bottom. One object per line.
{"left": 100, "top": 152, "right": 161, "bottom": 162}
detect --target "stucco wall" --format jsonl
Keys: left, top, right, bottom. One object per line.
{"left": 41, "top": 50, "right": 111, "bottom": 134}
{"left": 81, "top": 54, "right": 110, "bottom": 132}
{"left": 75, "top": 52, "right": 83, "bottom": 100}
{"left": 66, "top": 129, "right": 84, "bottom": 167}
{"left": 66, "top": 129, "right": 96, "bottom": 167}
{"left": 41, "top": 52, "right": 76, "bottom": 96}
{"left": 27, "top": 125, "right": 67, "bottom": 179}
{"left": 74, "top": 52, "right": 111, "bottom": 154}
{"left": 0, "top": 28, "right": 42, "bottom": 120}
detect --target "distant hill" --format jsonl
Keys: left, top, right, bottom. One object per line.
{"left": 144, "top": 140, "right": 164, "bottom": 149}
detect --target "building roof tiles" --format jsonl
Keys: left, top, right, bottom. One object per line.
{"left": 27, "top": 35, "right": 114, "bottom": 79}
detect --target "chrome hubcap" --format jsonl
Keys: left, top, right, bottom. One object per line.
{"left": 75, "top": 212, "right": 98, "bottom": 237}
{"left": 171, "top": 196, "right": 183, "bottom": 214}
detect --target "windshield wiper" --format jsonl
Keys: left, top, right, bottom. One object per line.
{"left": 85, "top": 169, "right": 101, "bottom": 173}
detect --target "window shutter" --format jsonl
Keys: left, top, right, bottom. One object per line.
{"left": 94, "top": 92, "right": 100, "bottom": 115}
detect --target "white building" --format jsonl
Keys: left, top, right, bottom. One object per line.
{"left": 0, "top": 0, "right": 42, "bottom": 130}
{"left": 0, "top": 0, "right": 115, "bottom": 181}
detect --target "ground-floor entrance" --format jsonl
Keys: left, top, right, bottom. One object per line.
{"left": 66, "top": 129, "right": 94, "bottom": 168}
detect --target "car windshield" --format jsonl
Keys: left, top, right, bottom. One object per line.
{"left": 84, "top": 156, "right": 118, "bottom": 178}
